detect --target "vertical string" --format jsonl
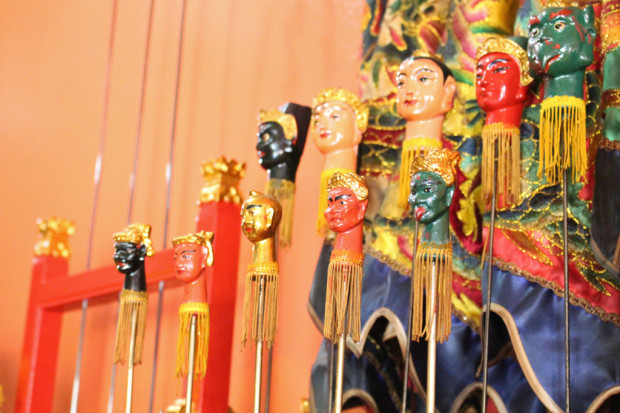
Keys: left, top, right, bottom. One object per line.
{"left": 148, "top": 1, "right": 189, "bottom": 411}
{"left": 107, "top": 1, "right": 158, "bottom": 411}
{"left": 70, "top": 1, "right": 119, "bottom": 412}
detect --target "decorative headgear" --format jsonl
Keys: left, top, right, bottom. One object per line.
{"left": 410, "top": 148, "right": 461, "bottom": 187}
{"left": 312, "top": 88, "right": 369, "bottom": 132}
{"left": 172, "top": 231, "right": 214, "bottom": 267}
{"left": 326, "top": 171, "right": 369, "bottom": 201}
{"left": 411, "top": 48, "right": 444, "bottom": 61}
{"left": 257, "top": 109, "right": 297, "bottom": 141}
{"left": 476, "top": 37, "right": 533, "bottom": 86}
{"left": 543, "top": 0, "right": 575, "bottom": 7}
{"left": 113, "top": 223, "right": 155, "bottom": 257}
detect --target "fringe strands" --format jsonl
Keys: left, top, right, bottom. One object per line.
{"left": 324, "top": 249, "right": 364, "bottom": 342}
{"left": 482, "top": 123, "right": 521, "bottom": 209}
{"left": 176, "top": 302, "right": 210, "bottom": 379}
{"left": 538, "top": 96, "right": 586, "bottom": 184}
{"left": 412, "top": 242, "right": 453, "bottom": 343}
{"left": 242, "top": 261, "right": 279, "bottom": 348}
{"left": 266, "top": 178, "right": 296, "bottom": 249}
{"left": 317, "top": 168, "right": 352, "bottom": 235}
{"left": 398, "top": 137, "right": 443, "bottom": 208}
{"left": 114, "top": 289, "right": 148, "bottom": 365}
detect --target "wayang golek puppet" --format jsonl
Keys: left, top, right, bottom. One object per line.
{"left": 311, "top": 88, "right": 368, "bottom": 234}
{"left": 112, "top": 223, "right": 155, "bottom": 366}
{"left": 323, "top": 171, "right": 369, "bottom": 413}
{"left": 172, "top": 231, "right": 214, "bottom": 380}
{"left": 396, "top": 51, "right": 457, "bottom": 209}
{"left": 475, "top": 35, "right": 533, "bottom": 411}
{"left": 476, "top": 36, "right": 533, "bottom": 209}
{"left": 240, "top": 191, "right": 282, "bottom": 413}
{"left": 527, "top": 0, "right": 596, "bottom": 184}
{"left": 407, "top": 148, "right": 460, "bottom": 412}
{"left": 256, "top": 103, "right": 311, "bottom": 248}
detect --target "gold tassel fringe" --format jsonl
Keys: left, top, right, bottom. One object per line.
{"left": 176, "top": 302, "right": 210, "bottom": 379}
{"left": 324, "top": 249, "right": 364, "bottom": 342}
{"left": 265, "top": 178, "right": 296, "bottom": 249}
{"left": 242, "top": 261, "right": 279, "bottom": 348}
{"left": 317, "top": 168, "right": 352, "bottom": 235}
{"left": 538, "top": 96, "right": 586, "bottom": 184}
{"left": 482, "top": 123, "right": 521, "bottom": 209}
{"left": 398, "top": 137, "right": 443, "bottom": 208}
{"left": 114, "top": 289, "right": 148, "bottom": 365}
{"left": 412, "top": 242, "right": 453, "bottom": 343}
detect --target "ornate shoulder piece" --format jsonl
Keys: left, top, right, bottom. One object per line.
{"left": 258, "top": 109, "right": 297, "bottom": 141}
{"left": 200, "top": 157, "right": 246, "bottom": 205}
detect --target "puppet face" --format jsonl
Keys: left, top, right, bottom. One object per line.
{"left": 527, "top": 7, "right": 595, "bottom": 77}
{"left": 241, "top": 202, "right": 275, "bottom": 242}
{"left": 174, "top": 243, "right": 206, "bottom": 283}
{"left": 312, "top": 101, "right": 360, "bottom": 154}
{"left": 256, "top": 122, "right": 295, "bottom": 170}
{"left": 113, "top": 242, "right": 144, "bottom": 274}
{"left": 396, "top": 58, "right": 456, "bottom": 121}
{"left": 409, "top": 171, "right": 454, "bottom": 224}
{"left": 324, "top": 187, "right": 367, "bottom": 233}
{"left": 476, "top": 52, "right": 528, "bottom": 112}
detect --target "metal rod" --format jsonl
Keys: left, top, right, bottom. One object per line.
{"left": 264, "top": 347, "right": 273, "bottom": 413}
{"left": 401, "top": 220, "right": 420, "bottom": 413}
{"left": 328, "top": 341, "right": 335, "bottom": 413}
{"left": 127, "top": 0, "right": 157, "bottom": 224}
{"left": 253, "top": 276, "right": 267, "bottom": 413}
{"left": 186, "top": 314, "right": 198, "bottom": 412}
{"left": 149, "top": 2, "right": 188, "bottom": 411}
{"left": 481, "top": 155, "right": 498, "bottom": 413}
{"left": 70, "top": 2, "right": 119, "bottom": 411}
{"left": 107, "top": 292, "right": 122, "bottom": 413}
{"left": 334, "top": 333, "right": 346, "bottom": 413}
{"left": 126, "top": 307, "right": 139, "bottom": 413}
{"left": 562, "top": 159, "right": 571, "bottom": 412}
{"left": 426, "top": 262, "right": 438, "bottom": 413}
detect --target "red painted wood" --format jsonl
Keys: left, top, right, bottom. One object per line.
{"left": 195, "top": 200, "right": 241, "bottom": 413}
{"left": 15, "top": 199, "right": 241, "bottom": 413}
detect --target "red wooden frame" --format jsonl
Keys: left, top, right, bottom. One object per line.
{"left": 16, "top": 199, "right": 241, "bottom": 412}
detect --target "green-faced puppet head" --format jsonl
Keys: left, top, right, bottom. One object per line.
{"left": 409, "top": 149, "right": 460, "bottom": 244}
{"left": 527, "top": 1, "right": 596, "bottom": 78}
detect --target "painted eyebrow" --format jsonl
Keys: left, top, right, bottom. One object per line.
{"left": 335, "top": 194, "right": 351, "bottom": 201}
{"left": 488, "top": 58, "right": 510, "bottom": 69}
{"left": 413, "top": 68, "right": 436, "bottom": 76}
{"left": 549, "top": 9, "right": 572, "bottom": 20}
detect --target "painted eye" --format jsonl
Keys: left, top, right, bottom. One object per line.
{"left": 261, "top": 132, "right": 270, "bottom": 142}
{"left": 419, "top": 76, "right": 430, "bottom": 83}
{"left": 530, "top": 27, "right": 540, "bottom": 37}
{"left": 554, "top": 22, "right": 565, "bottom": 31}
{"left": 331, "top": 114, "right": 340, "bottom": 120}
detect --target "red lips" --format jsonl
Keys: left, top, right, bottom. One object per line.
{"left": 415, "top": 206, "right": 426, "bottom": 220}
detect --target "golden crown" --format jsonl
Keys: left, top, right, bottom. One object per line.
{"left": 312, "top": 88, "right": 369, "bottom": 132}
{"left": 257, "top": 109, "right": 297, "bottom": 141}
{"left": 476, "top": 37, "right": 533, "bottom": 86}
{"left": 543, "top": 0, "right": 575, "bottom": 7}
{"left": 172, "top": 230, "right": 214, "bottom": 247}
{"left": 200, "top": 157, "right": 246, "bottom": 205}
{"left": 326, "top": 171, "right": 369, "bottom": 201}
{"left": 113, "top": 223, "right": 155, "bottom": 256}
{"left": 410, "top": 148, "right": 461, "bottom": 187}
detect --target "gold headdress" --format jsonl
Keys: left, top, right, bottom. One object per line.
{"left": 476, "top": 37, "right": 533, "bottom": 86}
{"left": 326, "top": 171, "right": 369, "bottom": 201}
{"left": 172, "top": 231, "right": 214, "bottom": 267}
{"left": 312, "top": 88, "right": 369, "bottom": 132}
{"left": 543, "top": 0, "right": 576, "bottom": 7}
{"left": 258, "top": 109, "right": 297, "bottom": 141}
{"left": 410, "top": 148, "right": 461, "bottom": 187}
{"left": 113, "top": 223, "right": 155, "bottom": 257}
{"left": 411, "top": 48, "right": 445, "bottom": 62}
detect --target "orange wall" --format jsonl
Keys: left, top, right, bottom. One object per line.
{"left": 0, "top": 0, "right": 363, "bottom": 411}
